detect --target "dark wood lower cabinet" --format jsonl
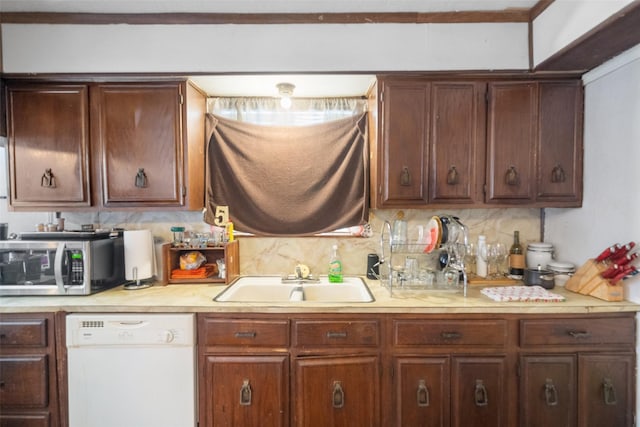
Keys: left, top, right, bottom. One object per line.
{"left": 451, "top": 356, "right": 507, "bottom": 427}
{"left": 520, "top": 355, "right": 578, "bottom": 427}
{"left": 294, "top": 355, "right": 380, "bottom": 427}
{"left": 203, "top": 354, "right": 289, "bottom": 427}
{"left": 394, "top": 357, "right": 450, "bottom": 427}
{"left": 196, "top": 313, "right": 636, "bottom": 427}
{"left": 0, "top": 313, "right": 60, "bottom": 427}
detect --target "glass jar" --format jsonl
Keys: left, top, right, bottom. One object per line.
{"left": 170, "top": 226, "right": 185, "bottom": 247}
{"left": 526, "top": 242, "right": 554, "bottom": 269}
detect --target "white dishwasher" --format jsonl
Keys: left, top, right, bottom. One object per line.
{"left": 66, "top": 313, "right": 196, "bottom": 427}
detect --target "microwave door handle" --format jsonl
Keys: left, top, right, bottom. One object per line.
{"left": 54, "top": 242, "right": 66, "bottom": 292}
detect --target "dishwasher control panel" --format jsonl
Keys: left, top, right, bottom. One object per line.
{"left": 67, "top": 314, "right": 195, "bottom": 347}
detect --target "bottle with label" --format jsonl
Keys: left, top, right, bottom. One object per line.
{"left": 509, "top": 231, "right": 525, "bottom": 278}
{"left": 476, "top": 235, "right": 488, "bottom": 278}
{"left": 328, "top": 244, "right": 343, "bottom": 283}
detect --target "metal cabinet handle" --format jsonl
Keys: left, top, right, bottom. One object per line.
{"left": 567, "top": 330, "right": 591, "bottom": 339}
{"left": 440, "top": 331, "right": 462, "bottom": 340}
{"left": 446, "top": 166, "right": 459, "bottom": 185}
{"left": 603, "top": 378, "right": 617, "bottom": 405}
{"left": 474, "top": 379, "right": 489, "bottom": 406}
{"left": 544, "top": 378, "right": 558, "bottom": 406}
{"left": 326, "top": 331, "right": 347, "bottom": 339}
{"left": 551, "top": 164, "right": 566, "bottom": 183}
{"left": 239, "top": 379, "right": 252, "bottom": 406}
{"left": 332, "top": 381, "right": 345, "bottom": 408}
{"left": 505, "top": 165, "right": 519, "bottom": 186}
{"left": 234, "top": 331, "right": 257, "bottom": 338}
{"left": 400, "top": 166, "right": 411, "bottom": 186}
{"left": 135, "top": 168, "right": 148, "bottom": 188}
{"left": 41, "top": 168, "right": 56, "bottom": 188}
{"left": 417, "top": 379, "right": 430, "bottom": 407}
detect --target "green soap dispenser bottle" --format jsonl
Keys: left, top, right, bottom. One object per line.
{"left": 328, "top": 244, "right": 343, "bottom": 283}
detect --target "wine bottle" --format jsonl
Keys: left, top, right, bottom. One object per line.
{"left": 509, "top": 231, "right": 525, "bottom": 278}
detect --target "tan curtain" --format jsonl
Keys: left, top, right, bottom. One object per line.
{"left": 204, "top": 113, "right": 369, "bottom": 236}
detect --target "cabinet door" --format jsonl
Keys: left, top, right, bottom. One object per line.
{"left": 203, "top": 354, "right": 289, "bottom": 427}
{"left": 394, "top": 356, "right": 450, "bottom": 427}
{"left": 7, "top": 84, "right": 91, "bottom": 208}
{"left": 578, "top": 353, "right": 634, "bottom": 427}
{"left": 451, "top": 356, "right": 507, "bottom": 427}
{"left": 486, "top": 82, "right": 537, "bottom": 203}
{"left": 377, "top": 79, "right": 430, "bottom": 207}
{"left": 536, "top": 81, "right": 583, "bottom": 205}
{"left": 294, "top": 355, "right": 380, "bottom": 427}
{"left": 429, "top": 82, "right": 486, "bottom": 204}
{"left": 520, "top": 355, "right": 577, "bottom": 427}
{"left": 94, "top": 83, "right": 184, "bottom": 207}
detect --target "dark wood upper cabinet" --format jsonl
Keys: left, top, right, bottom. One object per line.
{"left": 374, "top": 76, "right": 583, "bottom": 208}
{"left": 93, "top": 82, "right": 184, "bottom": 207}
{"left": 486, "top": 82, "right": 538, "bottom": 204}
{"left": 536, "top": 81, "right": 583, "bottom": 205}
{"left": 6, "top": 83, "right": 91, "bottom": 208}
{"left": 429, "top": 82, "right": 486, "bottom": 204}
{"left": 5, "top": 79, "right": 205, "bottom": 211}
{"left": 376, "top": 78, "right": 430, "bottom": 207}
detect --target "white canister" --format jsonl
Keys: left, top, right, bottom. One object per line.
{"left": 547, "top": 261, "right": 576, "bottom": 287}
{"left": 526, "top": 242, "right": 554, "bottom": 269}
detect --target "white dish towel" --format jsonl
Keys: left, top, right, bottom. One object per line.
{"left": 481, "top": 285, "right": 566, "bottom": 302}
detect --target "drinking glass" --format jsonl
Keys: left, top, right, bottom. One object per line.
{"left": 493, "top": 243, "right": 508, "bottom": 277}
{"left": 480, "top": 243, "right": 495, "bottom": 278}
{"left": 464, "top": 242, "right": 477, "bottom": 274}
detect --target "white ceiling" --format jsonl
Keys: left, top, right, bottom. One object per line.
{"left": 0, "top": 0, "right": 538, "bottom": 97}
{"left": 0, "top": 1, "right": 539, "bottom": 14}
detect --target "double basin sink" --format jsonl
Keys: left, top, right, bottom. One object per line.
{"left": 214, "top": 275, "right": 375, "bottom": 303}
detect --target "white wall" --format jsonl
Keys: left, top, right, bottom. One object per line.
{"left": 544, "top": 43, "right": 640, "bottom": 297}
{"left": 532, "top": 0, "right": 633, "bottom": 67}
{"left": 1, "top": 22, "right": 529, "bottom": 73}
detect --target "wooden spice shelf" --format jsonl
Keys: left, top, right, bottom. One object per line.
{"left": 162, "top": 240, "right": 239, "bottom": 285}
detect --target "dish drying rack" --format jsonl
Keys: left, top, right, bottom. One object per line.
{"left": 376, "top": 220, "right": 469, "bottom": 297}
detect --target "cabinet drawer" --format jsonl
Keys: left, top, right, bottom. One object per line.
{"left": 520, "top": 317, "right": 635, "bottom": 346}
{"left": 293, "top": 320, "right": 379, "bottom": 347}
{"left": 200, "top": 318, "right": 289, "bottom": 347}
{"left": 393, "top": 320, "right": 507, "bottom": 347}
{"left": 0, "top": 319, "right": 47, "bottom": 347}
{"left": 0, "top": 356, "right": 48, "bottom": 407}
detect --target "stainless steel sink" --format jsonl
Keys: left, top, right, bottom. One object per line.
{"left": 213, "top": 276, "right": 375, "bottom": 303}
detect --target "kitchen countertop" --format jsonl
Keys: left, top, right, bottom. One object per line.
{"left": 1, "top": 278, "right": 639, "bottom": 314}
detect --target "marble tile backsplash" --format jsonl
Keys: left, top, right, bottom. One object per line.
{"left": 61, "top": 208, "right": 541, "bottom": 278}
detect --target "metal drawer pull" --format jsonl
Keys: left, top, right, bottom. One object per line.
{"left": 551, "top": 164, "right": 566, "bottom": 183}
{"left": 567, "top": 330, "right": 591, "bottom": 339}
{"left": 505, "top": 165, "right": 519, "bottom": 186}
{"left": 440, "top": 331, "right": 462, "bottom": 340}
{"left": 447, "top": 166, "right": 459, "bottom": 185}
{"left": 417, "top": 379, "right": 430, "bottom": 407}
{"left": 544, "top": 378, "right": 558, "bottom": 406}
{"left": 41, "top": 168, "right": 56, "bottom": 188}
{"left": 400, "top": 166, "right": 411, "bottom": 186}
{"left": 239, "top": 379, "right": 252, "bottom": 406}
{"left": 603, "top": 378, "right": 617, "bottom": 405}
{"left": 332, "top": 381, "right": 345, "bottom": 408}
{"left": 474, "top": 379, "right": 488, "bottom": 406}
{"left": 135, "top": 168, "right": 148, "bottom": 188}
{"left": 234, "top": 331, "right": 257, "bottom": 338}
{"left": 326, "top": 331, "right": 348, "bottom": 339}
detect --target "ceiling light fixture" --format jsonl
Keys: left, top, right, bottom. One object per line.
{"left": 276, "top": 82, "right": 295, "bottom": 109}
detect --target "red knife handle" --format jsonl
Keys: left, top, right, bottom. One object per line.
{"left": 610, "top": 252, "right": 638, "bottom": 266}
{"left": 610, "top": 242, "right": 636, "bottom": 260}
{"left": 610, "top": 265, "right": 636, "bottom": 285}
{"left": 601, "top": 264, "right": 623, "bottom": 279}
{"left": 596, "top": 244, "right": 621, "bottom": 262}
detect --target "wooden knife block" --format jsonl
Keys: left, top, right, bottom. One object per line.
{"left": 565, "top": 259, "right": 624, "bottom": 301}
